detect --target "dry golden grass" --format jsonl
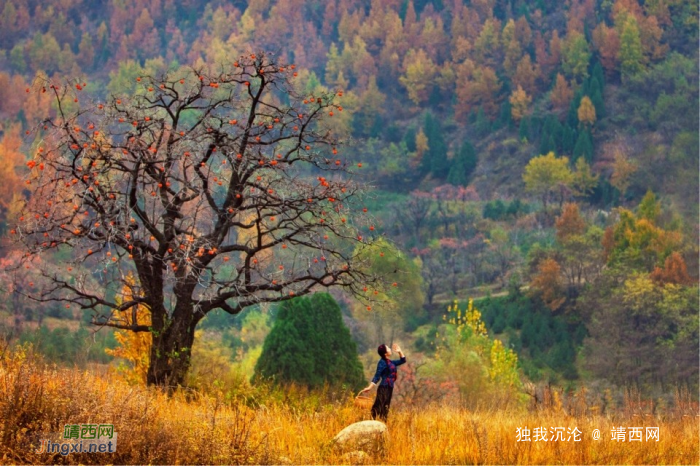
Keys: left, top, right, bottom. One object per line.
{"left": 1, "top": 344, "right": 697, "bottom": 465}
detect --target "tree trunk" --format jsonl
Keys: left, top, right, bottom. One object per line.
{"left": 426, "top": 281, "right": 435, "bottom": 305}
{"left": 146, "top": 308, "right": 197, "bottom": 389}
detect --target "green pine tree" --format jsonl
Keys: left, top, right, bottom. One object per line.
{"left": 573, "top": 129, "right": 594, "bottom": 163}
{"left": 590, "top": 87, "right": 605, "bottom": 119}
{"left": 539, "top": 126, "right": 551, "bottom": 154}
{"left": 588, "top": 76, "right": 601, "bottom": 96}
{"left": 592, "top": 61, "right": 605, "bottom": 88}
{"left": 475, "top": 107, "right": 490, "bottom": 136}
{"left": 540, "top": 135, "right": 557, "bottom": 155}
{"left": 497, "top": 99, "right": 512, "bottom": 129}
{"left": 561, "top": 126, "right": 576, "bottom": 154}
{"left": 518, "top": 116, "right": 530, "bottom": 142}
{"left": 567, "top": 90, "right": 584, "bottom": 128}
{"left": 424, "top": 111, "right": 449, "bottom": 178}
{"left": 399, "top": 0, "right": 409, "bottom": 22}
{"left": 543, "top": 115, "right": 563, "bottom": 149}
{"left": 580, "top": 77, "right": 590, "bottom": 97}
{"left": 403, "top": 126, "right": 417, "bottom": 153}
{"left": 447, "top": 140, "right": 478, "bottom": 186}
{"left": 587, "top": 76, "right": 605, "bottom": 118}
{"left": 529, "top": 115, "right": 543, "bottom": 141}
{"left": 254, "top": 294, "right": 365, "bottom": 390}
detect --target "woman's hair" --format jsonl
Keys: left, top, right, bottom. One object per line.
{"left": 377, "top": 344, "right": 388, "bottom": 358}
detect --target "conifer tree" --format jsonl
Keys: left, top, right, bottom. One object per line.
{"left": 518, "top": 116, "right": 530, "bottom": 142}
{"left": 497, "top": 99, "right": 512, "bottom": 129}
{"left": 447, "top": 140, "right": 478, "bottom": 186}
{"left": 423, "top": 111, "right": 449, "bottom": 178}
{"left": 561, "top": 126, "right": 576, "bottom": 154}
{"left": 590, "top": 87, "right": 606, "bottom": 119}
{"left": 619, "top": 15, "right": 644, "bottom": 80}
{"left": 475, "top": 106, "right": 490, "bottom": 136}
{"left": 254, "top": 293, "right": 365, "bottom": 390}
{"left": 592, "top": 61, "right": 605, "bottom": 87}
{"left": 540, "top": 134, "right": 557, "bottom": 155}
{"left": 573, "top": 129, "right": 594, "bottom": 163}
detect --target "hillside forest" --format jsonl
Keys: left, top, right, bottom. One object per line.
{"left": 0, "top": 0, "right": 697, "bottom": 407}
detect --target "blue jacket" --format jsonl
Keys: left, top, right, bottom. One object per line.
{"left": 372, "top": 356, "right": 406, "bottom": 388}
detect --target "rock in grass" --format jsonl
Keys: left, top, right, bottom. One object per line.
{"left": 332, "top": 420, "right": 388, "bottom": 454}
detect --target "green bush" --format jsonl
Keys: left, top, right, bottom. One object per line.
{"left": 254, "top": 293, "right": 365, "bottom": 391}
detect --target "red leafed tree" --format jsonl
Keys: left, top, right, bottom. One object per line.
{"left": 12, "top": 52, "right": 385, "bottom": 388}
{"left": 550, "top": 73, "right": 573, "bottom": 116}
{"left": 592, "top": 23, "right": 620, "bottom": 76}
{"left": 650, "top": 252, "right": 692, "bottom": 286}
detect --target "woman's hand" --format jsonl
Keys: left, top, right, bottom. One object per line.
{"left": 392, "top": 343, "right": 402, "bottom": 353}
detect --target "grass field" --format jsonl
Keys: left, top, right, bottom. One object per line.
{"left": 1, "top": 344, "right": 697, "bottom": 465}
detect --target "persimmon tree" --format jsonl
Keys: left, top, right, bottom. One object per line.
{"left": 11, "top": 52, "right": 387, "bottom": 388}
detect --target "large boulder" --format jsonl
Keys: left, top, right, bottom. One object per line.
{"left": 331, "top": 420, "right": 388, "bottom": 454}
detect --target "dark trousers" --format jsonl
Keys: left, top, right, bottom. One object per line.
{"left": 371, "top": 385, "right": 393, "bottom": 421}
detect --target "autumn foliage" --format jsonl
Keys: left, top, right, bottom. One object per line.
{"left": 531, "top": 258, "right": 566, "bottom": 311}
{"left": 11, "top": 52, "right": 390, "bottom": 387}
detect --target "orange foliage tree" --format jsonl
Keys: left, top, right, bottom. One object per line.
{"left": 592, "top": 23, "right": 620, "bottom": 76}
{"left": 531, "top": 258, "right": 566, "bottom": 311}
{"left": 0, "top": 125, "right": 27, "bottom": 233}
{"left": 105, "top": 273, "right": 151, "bottom": 385}
{"left": 555, "top": 202, "right": 586, "bottom": 242}
{"left": 550, "top": 73, "right": 573, "bottom": 116}
{"left": 650, "top": 251, "right": 692, "bottom": 286}
{"left": 455, "top": 60, "right": 501, "bottom": 120}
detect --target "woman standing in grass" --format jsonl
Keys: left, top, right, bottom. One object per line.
{"left": 360, "top": 343, "right": 406, "bottom": 422}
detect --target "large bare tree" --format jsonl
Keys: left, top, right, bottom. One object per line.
{"left": 11, "top": 52, "right": 385, "bottom": 387}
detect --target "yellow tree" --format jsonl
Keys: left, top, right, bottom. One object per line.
{"left": 399, "top": 48, "right": 437, "bottom": 105}
{"left": 502, "top": 20, "right": 522, "bottom": 76}
{"left": 415, "top": 127, "right": 429, "bottom": 161}
{"left": 523, "top": 152, "right": 574, "bottom": 212}
{"left": 572, "top": 157, "right": 599, "bottom": 197}
{"left": 509, "top": 85, "right": 531, "bottom": 122}
{"left": 0, "top": 125, "right": 26, "bottom": 231}
{"left": 618, "top": 15, "right": 644, "bottom": 79}
{"left": 105, "top": 273, "right": 151, "bottom": 385}
{"left": 356, "top": 75, "right": 386, "bottom": 135}
{"left": 610, "top": 150, "right": 637, "bottom": 198}
{"left": 433, "top": 299, "right": 521, "bottom": 407}
{"left": 473, "top": 18, "right": 501, "bottom": 67}
{"left": 577, "top": 95, "right": 596, "bottom": 127}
